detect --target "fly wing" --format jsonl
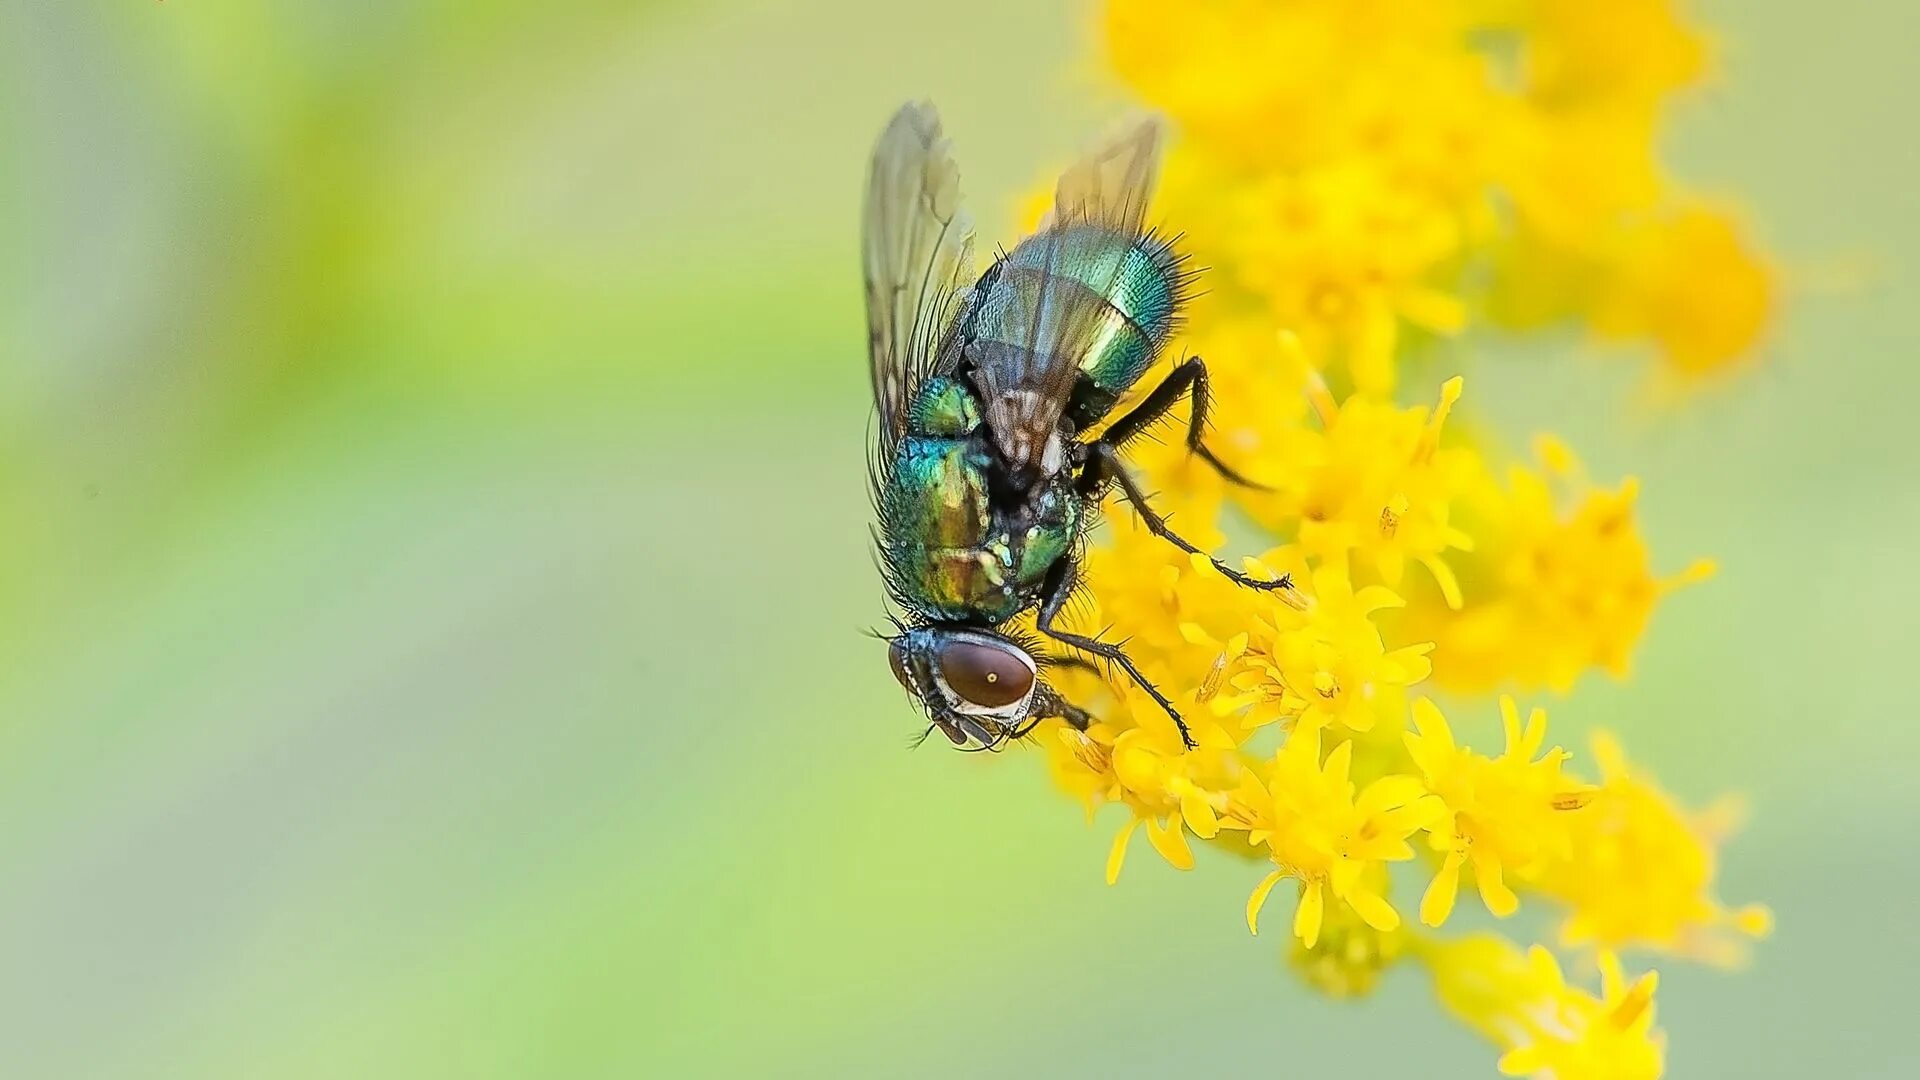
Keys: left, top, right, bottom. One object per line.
{"left": 864, "top": 102, "right": 976, "bottom": 449}
{"left": 971, "top": 117, "right": 1165, "bottom": 472}
{"left": 1052, "top": 114, "right": 1163, "bottom": 235}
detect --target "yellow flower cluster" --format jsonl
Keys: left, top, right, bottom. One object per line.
{"left": 1105, "top": 0, "right": 1775, "bottom": 390}
{"left": 1023, "top": 3, "right": 1779, "bottom": 1077}
{"left": 1426, "top": 936, "right": 1667, "bottom": 1079}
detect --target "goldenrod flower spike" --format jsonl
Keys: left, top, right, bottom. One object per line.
{"left": 1013, "top": 3, "right": 1774, "bottom": 1074}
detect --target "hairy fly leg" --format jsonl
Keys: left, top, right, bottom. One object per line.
{"left": 1101, "top": 356, "right": 1268, "bottom": 489}
{"left": 1013, "top": 681, "right": 1094, "bottom": 739}
{"left": 1080, "top": 441, "right": 1293, "bottom": 594}
{"left": 1034, "top": 558, "right": 1196, "bottom": 750}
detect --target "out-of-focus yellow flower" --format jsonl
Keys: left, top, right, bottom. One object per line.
{"left": 1410, "top": 437, "right": 1715, "bottom": 693}
{"left": 1426, "top": 935, "right": 1667, "bottom": 1080}
{"left": 1589, "top": 204, "right": 1777, "bottom": 380}
{"left": 1102, "top": 0, "right": 1774, "bottom": 387}
{"left": 1195, "top": 162, "right": 1469, "bottom": 395}
{"left": 1405, "top": 697, "right": 1593, "bottom": 925}
{"left": 1540, "top": 732, "right": 1774, "bottom": 964}
{"left": 1236, "top": 727, "right": 1445, "bottom": 947}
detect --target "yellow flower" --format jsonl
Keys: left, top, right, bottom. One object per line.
{"left": 1286, "top": 864, "right": 1407, "bottom": 999}
{"left": 1103, "top": 0, "right": 1773, "bottom": 390}
{"left": 1412, "top": 437, "right": 1714, "bottom": 693}
{"left": 1017, "top": 0, "right": 1772, "bottom": 1069}
{"left": 1204, "top": 162, "right": 1468, "bottom": 394}
{"left": 1539, "top": 732, "right": 1773, "bottom": 964}
{"left": 1236, "top": 727, "right": 1445, "bottom": 946}
{"left": 1045, "top": 683, "right": 1245, "bottom": 884}
{"left": 1231, "top": 376, "right": 1479, "bottom": 608}
{"left": 1510, "top": 0, "right": 1709, "bottom": 107}
{"left": 1122, "top": 317, "right": 1315, "bottom": 497}
{"left": 1405, "top": 697, "right": 1594, "bottom": 925}
{"left": 1426, "top": 935, "right": 1666, "bottom": 1080}
{"left": 1589, "top": 203, "right": 1777, "bottom": 380}
{"left": 1070, "top": 509, "right": 1258, "bottom": 684}
{"left": 1205, "top": 554, "right": 1435, "bottom": 735}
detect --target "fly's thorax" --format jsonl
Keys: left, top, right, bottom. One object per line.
{"left": 886, "top": 435, "right": 990, "bottom": 550}
{"left": 1013, "top": 478, "right": 1080, "bottom": 591}
{"left": 879, "top": 435, "right": 1079, "bottom": 625}
{"left": 908, "top": 375, "right": 981, "bottom": 437}
{"left": 881, "top": 430, "right": 1018, "bottom": 624}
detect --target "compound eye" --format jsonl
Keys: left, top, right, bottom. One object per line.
{"left": 937, "top": 638, "right": 1035, "bottom": 709}
{"left": 888, "top": 639, "right": 914, "bottom": 692}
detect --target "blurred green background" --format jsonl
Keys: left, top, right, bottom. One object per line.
{"left": 1, "top": 2, "right": 1912, "bottom": 1076}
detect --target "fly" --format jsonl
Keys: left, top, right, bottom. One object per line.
{"left": 864, "top": 102, "right": 1288, "bottom": 752}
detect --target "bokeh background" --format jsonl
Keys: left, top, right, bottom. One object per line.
{"left": 1, "top": 2, "right": 1913, "bottom": 1076}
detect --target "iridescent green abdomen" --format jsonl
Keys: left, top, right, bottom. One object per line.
{"left": 882, "top": 378, "right": 1083, "bottom": 624}
{"left": 970, "top": 223, "right": 1186, "bottom": 428}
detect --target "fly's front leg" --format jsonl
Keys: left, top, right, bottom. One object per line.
{"left": 1010, "top": 682, "right": 1093, "bottom": 740}
{"left": 1102, "top": 356, "right": 1268, "bottom": 489}
{"left": 1081, "top": 441, "right": 1293, "bottom": 594}
{"left": 1034, "top": 557, "right": 1195, "bottom": 750}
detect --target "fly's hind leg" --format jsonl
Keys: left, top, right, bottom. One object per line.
{"left": 1080, "top": 440, "right": 1293, "bottom": 594}
{"left": 1102, "top": 355, "right": 1267, "bottom": 489}
{"left": 1033, "top": 557, "right": 1195, "bottom": 749}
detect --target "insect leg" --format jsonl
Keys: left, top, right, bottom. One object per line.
{"left": 1081, "top": 441, "right": 1294, "bottom": 594}
{"left": 1011, "top": 681, "right": 1094, "bottom": 740}
{"left": 1101, "top": 356, "right": 1267, "bottom": 489}
{"left": 1034, "top": 558, "right": 1196, "bottom": 750}
{"left": 1039, "top": 654, "right": 1106, "bottom": 679}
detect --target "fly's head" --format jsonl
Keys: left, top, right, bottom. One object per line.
{"left": 887, "top": 625, "right": 1037, "bottom": 750}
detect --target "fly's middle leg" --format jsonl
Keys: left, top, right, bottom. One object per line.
{"left": 1079, "top": 440, "right": 1294, "bottom": 595}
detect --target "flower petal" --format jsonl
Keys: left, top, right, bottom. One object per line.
{"left": 1474, "top": 854, "right": 1519, "bottom": 917}
{"left": 1421, "top": 853, "right": 1464, "bottom": 927}
{"left": 1145, "top": 815, "right": 1195, "bottom": 871}
{"left": 1105, "top": 819, "right": 1139, "bottom": 886}
{"left": 1180, "top": 787, "right": 1221, "bottom": 839}
{"left": 1246, "top": 869, "right": 1286, "bottom": 935}
{"left": 1348, "top": 888, "right": 1400, "bottom": 932}
{"left": 1295, "top": 881, "right": 1326, "bottom": 947}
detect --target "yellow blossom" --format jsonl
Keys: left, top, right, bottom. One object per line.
{"left": 1235, "top": 727, "right": 1445, "bottom": 946}
{"left": 1410, "top": 437, "right": 1714, "bottom": 693}
{"left": 1425, "top": 935, "right": 1667, "bottom": 1080}
{"left": 1070, "top": 509, "right": 1258, "bottom": 682}
{"left": 1011, "top": 2, "right": 1772, "bottom": 1071}
{"left": 1238, "top": 376, "right": 1478, "bottom": 605}
{"left": 1538, "top": 732, "right": 1773, "bottom": 963}
{"left": 1406, "top": 697, "right": 1593, "bottom": 925}
{"left": 1202, "top": 554, "right": 1434, "bottom": 735}
{"left": 1043, "top": 682, "right": 1244, "bottom": 884}
{"left": 1287, "top": 866, "right": 1407, "bottom": 998}
{"left": 1103, "top": 0, "right": 1774, "bottom": 388}
{"left": 1589, "top": 204, "right": 1777, "bottom": 380}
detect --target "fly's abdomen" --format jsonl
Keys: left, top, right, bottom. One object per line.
{"left": 975, "top": 224, "right": 1186, "bottom": 427}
